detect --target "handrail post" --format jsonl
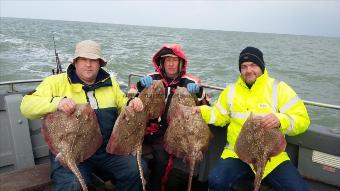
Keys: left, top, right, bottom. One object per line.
{"left": 8, "top": 83, "right": 16, "bottom": 93}
{"left": 128, "top": 74, "right": 133, "bottom": 91}
{"left": 127, "top": 73, "right": 144, "bottom": 91}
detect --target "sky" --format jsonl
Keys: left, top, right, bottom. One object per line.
{"left": 1, "top": 0, "right": 340, "bottom": 38}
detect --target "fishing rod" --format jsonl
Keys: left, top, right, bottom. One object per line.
{"left": 52, "top": 32, "right": 62, "bottom": 74}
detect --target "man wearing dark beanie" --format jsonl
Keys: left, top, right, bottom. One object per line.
{"left": 197, "top": 46, "right": 310, "bottom": 191}
{"left": 239, "top": 46, "right": 265, "bottom": 73}
{"left": 237, "top": 46, "right": 267, "bottom": 89}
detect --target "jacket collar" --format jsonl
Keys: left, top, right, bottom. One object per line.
{"left": 66, "top": 64, "right": 112, "bottom": 91}
{"left": 66, "top": 64, "right": 110, "bottom": 85}
{"left": 238, "top": 70, "right": 269, "bottom": 90}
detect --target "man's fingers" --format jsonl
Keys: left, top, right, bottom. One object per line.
{"left": 262, "top": 121, "right": 272, "bottom": 129}
{"left": 261, "top": 115, "right": 280, "bottom": 129}
{"left": 192, "top": 107, "right": 200, "bottom": 114}
{"left": 129, "top": 98, "right": 144, "bottom": 112}
{"left": 63, "top": 105, "right": 75, "bottom": 115}
{"left": 58, "top": 98, "right": 76, "bottom": 115}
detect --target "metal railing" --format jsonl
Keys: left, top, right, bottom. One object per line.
{"left": 1, "top": 75, "right": 340, "bottom": 110}
{"left": 0, "top": 79, "right": 43, "bottom": 93}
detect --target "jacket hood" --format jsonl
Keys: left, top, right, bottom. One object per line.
{"left": 152, "top": 44, "right": 188, "bottom": 77}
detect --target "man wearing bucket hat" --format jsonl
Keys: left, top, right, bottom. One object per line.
{"left": 132, "top": 44, "right": 210, "bottom": 191}
{"left": 196, "top": 46, "right": 310, "bottom": 190}
{"left": 21, "top": 40, "right": 148, "bottom": 191}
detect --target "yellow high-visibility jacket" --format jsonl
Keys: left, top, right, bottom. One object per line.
{"left": 199, "top": 70, "right": 310, "bottom": 178}
{"left": 20, "top": 65, "right": 128, "bottom": 145}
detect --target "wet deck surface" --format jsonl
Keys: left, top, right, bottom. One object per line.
{"left": 0, "top": 162, "right": 116, "bottom": 191}
{"left": 0, "top": 163, "right": 52, "bottom": 191}
{"left": 0, "top": 169, "right": 338, "bottom": 191}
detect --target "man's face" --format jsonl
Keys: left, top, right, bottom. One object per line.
{"left": 163, "top": 56, "right": 179, "bottom": 79}
{"left": 74, "top": 57, "right": 100, "bottom": 85}
{"left": 240, "top": 61, "right": 263, "bottom": 86}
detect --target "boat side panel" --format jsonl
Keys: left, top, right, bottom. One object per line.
{"left": 286, "top": 125, "right": 340, "bottom": 156}
{"left": 0, "top": 109, "right": 15, "bottom": 172}
{"left": 0, "top": 93, "right": 49, "bottom": 173}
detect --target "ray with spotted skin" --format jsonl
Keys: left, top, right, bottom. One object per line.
{"left": 106, "top": 80, "right": 165, "bottom": 191}
{"left": 235, "top": 113, "right": 287, "bottom": 191}
{"left": 42, "top": 104, "right": 102, "bottom": 191}
{"left": 164, "top": 87, "right": 213, "bottom": 191}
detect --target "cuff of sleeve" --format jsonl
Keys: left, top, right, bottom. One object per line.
{"left": 275, "top": 113, "right": 290, "bottom": 134}
{"left": 136, "top": 81, "right": 144, "bottom": 92}
{"left": 199, "top": 105, "right": 211, "bottom": 123}
{"left": 197, "top": 86, "right": 204, "bottom": 100}
{"left": 51, "top": 96, "right": 64, "bottom": 111}
{"left": 126, "top": 97, "right": 134, "bottom": 106}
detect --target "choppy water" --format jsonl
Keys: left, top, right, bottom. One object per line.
{"left": 1, "top": 17, "right": 340, "bottom": 129}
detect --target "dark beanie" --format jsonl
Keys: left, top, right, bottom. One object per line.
{"left": 239, "top": 46, "right": 265, "bottom": 73}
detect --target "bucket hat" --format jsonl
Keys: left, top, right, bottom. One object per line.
{"left": 72, "top": 40, "right": 107, "bottom": 66}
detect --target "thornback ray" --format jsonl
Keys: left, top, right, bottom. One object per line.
{"left": 164, "top": 87, "right": 213, "bottom": 191}
{"left": 106, "top": 80, "right": 165, "bottom": 191}
{"left": 42, "top": 104, "right": 102, "bottom": 191}
{"left": 235, "top": 113, "right": 287, "bottom": 191}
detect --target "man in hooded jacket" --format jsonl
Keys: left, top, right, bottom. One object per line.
{"left": 135, "top": 44, "right": 209, "bottom": 191}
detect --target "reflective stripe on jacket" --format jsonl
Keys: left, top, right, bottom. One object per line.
{"left": 200, "top": 70, "right": 310, "bottom": 178}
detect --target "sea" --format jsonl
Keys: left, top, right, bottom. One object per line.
{"left": 1, "top": 17, "right": 339, "bottom": 129}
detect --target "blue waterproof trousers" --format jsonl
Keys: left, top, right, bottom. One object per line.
{"left": 208, "top": 158, "right": 308, "bottom": 191}
{"left": 49, "top": 148, "right": 148, "bottom": 191}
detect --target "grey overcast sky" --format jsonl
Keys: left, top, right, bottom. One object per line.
{"left": 1, "top": 1, "right": 340, "bottom": 37}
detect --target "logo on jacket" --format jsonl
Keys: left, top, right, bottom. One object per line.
{"left": 258, "top": 103, "right": 269, "bottom": 109}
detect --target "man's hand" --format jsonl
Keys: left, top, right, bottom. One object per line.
{"left": 129, "top": 97, "right": 144, "bottom": 112}
{"left": 261, "top": 113, "right": 281, "bottom": 129}
{"left": 58, "top": 98, "right": 76, "bottom": 115}
{"left": 192, "top": 106, "right": 200, "bottom": 114}
{"left": 140, "top": 76, "right": 153, "bottom": 88}
{"left": 187, "top": 83, "right": 199, "bottom": 93}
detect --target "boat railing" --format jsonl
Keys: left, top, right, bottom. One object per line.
{"left": 0, "top": 79, "right": 43, "bottom": 93}
{"left": 1, "top": 75, "right": 340, "bottom": 110}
